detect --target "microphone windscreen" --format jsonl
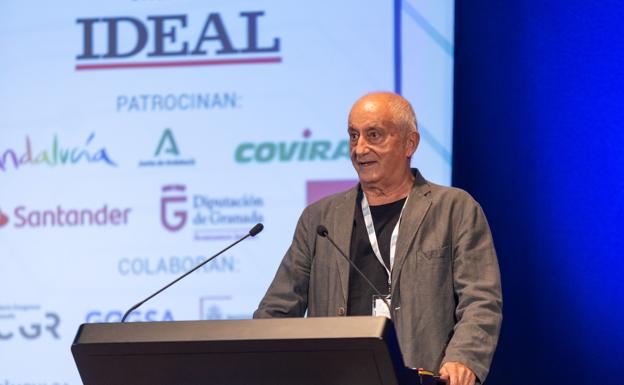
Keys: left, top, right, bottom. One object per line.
{"left": 249, "top": 223, "right": 264, "bottom": 236}
{"left": 316, "top": 225, "right": 328, "bottom": 237}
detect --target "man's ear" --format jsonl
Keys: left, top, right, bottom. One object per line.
{"left": 406, "top": 131, "right": 420, "bottom": 157}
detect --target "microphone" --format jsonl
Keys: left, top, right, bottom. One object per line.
{"left": 316, "top": 224, "right": 392, "bottom": 316}
{"left": 121, "top": 223, "right": 264, "bottom": 322}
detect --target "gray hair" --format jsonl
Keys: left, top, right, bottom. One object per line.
{"left": 387, "top": 94, "right": 418, "bottom": 136}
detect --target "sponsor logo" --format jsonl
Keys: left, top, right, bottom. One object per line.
{"left": 161, "top": 185, "right": 188, "bottom": 232}
{"left": 85, "top": 309, "right": 174, "bottom": 323}
{"left": 0, "top": 304, "right": 60, "bottom": 341}
{"left": 0, "top": 205, "right": 131, "bottom": 230}
{"left": 235, "top": 128, "right": 349, "bottom": 164}
{"left": 0, "top": 209, "right": 8, "bottom": 227}
{"left": 118, "top": 254, "right": 237, "bottom": 276}
{"left": 138, "top": 128, "right": 196, "bottom": 167}
{"left": 0, "top": 132, "right": 116, "bottom": 173}
{"left": 76, "top": 12, "right": 282, "bottom": 71}
{"left": 160, "top": 184, "right": 264, "bottom": 241}
{"left": 116, "top": 91, "right": 241, "bottom": 113}
{"left": 306, "top": 180, "right": 358, "bottom": 205}
{"left": 199, "top": 296, "right": 250, "bottom": 320}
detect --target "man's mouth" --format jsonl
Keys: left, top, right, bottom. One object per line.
{"left": 358, "top": 160, "right": 377, "bottom": 168}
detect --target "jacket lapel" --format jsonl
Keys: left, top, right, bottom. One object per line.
{"left": 391, "top": 170, "right": 432, "bottom": 292}
{"left": 329, "top": 187, "right": 358, "bottom": 303}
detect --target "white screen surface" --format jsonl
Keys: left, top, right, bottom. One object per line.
{"left": 0, "top": 1, "right": 454, "bottom": 382}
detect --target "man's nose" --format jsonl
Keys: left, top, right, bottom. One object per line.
{"left": 352, "top": 137, "right": 370, "bottom": 155}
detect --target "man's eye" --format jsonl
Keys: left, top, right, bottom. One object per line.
{"left": 369, "top": 131, "right": 380, "bottom": 139}
{"left": 349, "top": 132, "right": 359, "bottom": 140}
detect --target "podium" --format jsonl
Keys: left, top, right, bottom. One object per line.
{"left": 71, "top": 316, "right": 430, "bottom": 385}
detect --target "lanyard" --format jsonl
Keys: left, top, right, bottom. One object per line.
{"left": 361, "top": 194, "right": 409, "bottom": 286}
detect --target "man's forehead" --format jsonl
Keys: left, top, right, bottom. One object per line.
{"left": 349, "top": 102, "right": 394, "bottom": 129}
{"left": 348, "top": 116, "right": 388, "bottom": 129}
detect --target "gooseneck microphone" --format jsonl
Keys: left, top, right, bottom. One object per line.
{"left": 316, "top": 224, "right": 392, "bottom": 316}
{"left": 121, "top": 223, "right": 264, "bottom": 322}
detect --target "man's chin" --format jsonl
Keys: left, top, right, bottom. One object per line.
{"left": 356, "top": 171, "right": 381, "bottom": 186}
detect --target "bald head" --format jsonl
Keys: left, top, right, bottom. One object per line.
{"left": 349, "top": 92, "right": 418, "bottom": 137}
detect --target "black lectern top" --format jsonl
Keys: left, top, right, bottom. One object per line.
{"left": 72, "top": 316, "right": 417, "bottom": 385}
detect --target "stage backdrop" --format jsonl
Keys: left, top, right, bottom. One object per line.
{"left": 0, "top": 1, "right": 454, "bottom": 383}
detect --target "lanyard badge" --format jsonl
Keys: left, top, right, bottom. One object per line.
{"left": 361, "top": 194, "right": 408, "bottom": 317}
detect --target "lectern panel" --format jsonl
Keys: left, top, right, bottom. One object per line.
{"left": 72, "top": 317, "right": 412, "bottom": 385}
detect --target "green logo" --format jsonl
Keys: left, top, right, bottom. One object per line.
{"left": 139, "top": 128, "right": 195, "bottom": 167}
{"left": 235, "top": 129, "right": 349, "bottom": 164}
{"left": 154, "top": 128, "right": 180, "bottom": 156}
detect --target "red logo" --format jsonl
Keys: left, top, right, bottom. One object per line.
{"left": 306, "top": 180, "right": 357, "bottom": 205}
{"left": 0, "top": 208, "right": 8, "bottom": 227}
{"left": 160, "top": 185, "right": 188, "bottom": 232}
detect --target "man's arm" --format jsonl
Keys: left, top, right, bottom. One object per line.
{"left": 441, "top": 196, "right": 503, "bottom": 384}
{"left": 253, "top": 207, "right": 314, "bottom": 318}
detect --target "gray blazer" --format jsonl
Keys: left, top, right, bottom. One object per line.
{"left": 254, "top": 169, "right": 502, "bottom": 382}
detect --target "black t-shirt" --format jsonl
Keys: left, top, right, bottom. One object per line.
{"left": 347, "top": 192, "right": 407, "bottom": 316}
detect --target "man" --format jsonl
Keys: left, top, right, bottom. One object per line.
{"left": 254, "top": 92, "right": 502, "bottom": 385}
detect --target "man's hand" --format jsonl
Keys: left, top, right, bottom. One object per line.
{"left": 439, "top": 362, "right": 476, "bottom": 385}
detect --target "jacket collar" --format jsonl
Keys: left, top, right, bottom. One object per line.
{"left": 391, "top": 169, "right": 432, "bottom": 295}
{"left": 329, "top": 186, "right": 358, "bottom": 303}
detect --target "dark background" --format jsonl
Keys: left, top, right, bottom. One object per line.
{"left": 453, "top": 1, "right": 624, "bottom": 383}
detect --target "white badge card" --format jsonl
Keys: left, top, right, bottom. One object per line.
{"left": 372, "top": 294, "right": 392, "bottom": 318}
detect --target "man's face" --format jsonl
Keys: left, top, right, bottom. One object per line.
{"left": 348, "top": 97, "right": 417, "bottom": 188}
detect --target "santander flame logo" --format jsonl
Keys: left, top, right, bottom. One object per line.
{"left": 0, "top": 208, "right": 8, "bottom": 227}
